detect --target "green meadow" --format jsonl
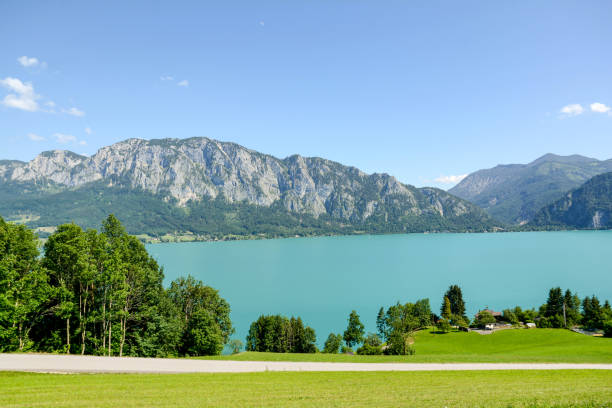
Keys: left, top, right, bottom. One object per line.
{"left": 204, "top": 329, "right": 612, "bottom": 363}
{"left": 1, "top": 370, "right": 610, "bottom": 407}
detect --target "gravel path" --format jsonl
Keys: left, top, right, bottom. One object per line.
{"left": 1, "top": 354, "right": 611, "bottom": 373}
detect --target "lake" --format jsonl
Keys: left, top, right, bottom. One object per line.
{"left": 146, "top": 231, "right": 612, "bottom": 347}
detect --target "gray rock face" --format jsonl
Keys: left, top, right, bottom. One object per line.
{"left": 1, "top": 137, "right": 487, "bottom": 223}
{"left": 449, "top": 154, "right": 612, "bottom": 224}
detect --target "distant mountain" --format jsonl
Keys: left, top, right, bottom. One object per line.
{"left": 530, "top": 172, "right": 612, "bottom": 230}
{"left": 449, "top": 154, "right": 612, "bottom": 224}
{"left": 0, "top": 137, "right": 499, "bottom": 240}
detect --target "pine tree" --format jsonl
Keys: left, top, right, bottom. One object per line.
{"left": 441, "top": 296, "right": 452, "bottom": 319}
{"left": 443, "top": 285, "right": 466, "bottom": 317}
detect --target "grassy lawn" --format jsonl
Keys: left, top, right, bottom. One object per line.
{"left": 0, "top": 370, "right": 610, "bottom": 407}
{"left": 204, "top": 329, "right": 612, "bottom": 363}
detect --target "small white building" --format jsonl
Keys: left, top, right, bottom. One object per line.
{"left": 526, "top": 322, "right": 536, "bottom": 328}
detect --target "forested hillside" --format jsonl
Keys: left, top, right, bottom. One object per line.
{"left": 530, "top": 172, "right": 612, "bottom": 230}
{"left": 450, "top": 154, "right": 612, "bottom": 224}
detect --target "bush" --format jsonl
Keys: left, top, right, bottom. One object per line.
{"left": 322, "top": 333, "right": 343, "bottom": 354}
{"left": 340, "top": 345, "right": 353, "bottom": 354}
{"left": 450, "top": 314, "right": 469, "bottom": 329}
{"left": 436, "top": 318, "right": 451, "bottom": 333}
{"left": 604, "top": 320, "right": 612, "bottom": 338}
{"left": 356, "top": 344, "right": 383, "bottom": 355}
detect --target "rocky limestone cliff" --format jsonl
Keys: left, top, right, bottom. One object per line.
{"left": 1, "top": 137, "right": 484, "bottom": 225}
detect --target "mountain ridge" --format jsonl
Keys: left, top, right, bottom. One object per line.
{"left": 449, "top": 153, "right": 612, "bottom": 224}
{"left": 0, "top": 137, "right": 499, "bottom": 239}
{"left": 530, "top": 172, "right": 612, "bottom": 230}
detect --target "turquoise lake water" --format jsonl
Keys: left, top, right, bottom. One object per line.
{"left": 146, "top": 231, "right": 612, "bottom": 346}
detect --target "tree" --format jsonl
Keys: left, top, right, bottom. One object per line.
{"left": 441, "top": 296, "right": 452, "bottom": 320}
{"left": 414, "top": 299, "right": 432, "bottom": 328}
{"left": 322, "top": 333, "right": 343, "bottom": 354}
{"left": 376, "top": 307, "right": 387, "bottom": 341}
{"left": 384, "top": 302, "right": 420, "bottom": 355}
{"left": 228, "top": 339, "right": 243, "bottom": 354}
{"left": 181, "top": 309, "right": 224, "bottom": 356}
{"left": 43, "top": 223, "right": 89, "bottom": 354}
{"left": 168, "top": 275, "right": 233, "bottom": 345}
{"left": 436, "top": 318, "right": 451, "bottom": 333}
{"left": 544, "top": 287, "right": 563, "bottom": 318}
{"left": 245, "top": 314, "right": 316, "bottom": 353}
{"left": 443, "top": 285, "right": 466, "bottom": 318}
{"left": 356, "top": 333, "right": 383, "bottom": 355}
{"left": 473, "top": 310, "right": 496, "bottom": 328}
{"left": 582, "top": 295, "right": 604, "bottom": 329}
{"left": 343, "top": 310, "right": 365, "bottom": 348}
{"left": 502, "top": 309, "right": 519, "bottom": 325}
{"left": 0, "top": 219, "right": 51, "bottom": 351}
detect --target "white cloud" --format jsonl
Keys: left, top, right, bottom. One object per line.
{"left": 63, "top": 107, "right": 85, "bottom": 117}
{"left": 590, "top": 102, "right": 610, "bottom": 113}
{"left": 160, "top": 75, "right": 174, "bottom": 81}
{"left": 78, "top": 140, "right": 87, "bottom": 146}
{"left": 434, "top": 174, "right": 468, "bottom": 185}
{"left": 27, "top": 133, "right": 45, "bottom": 142}
{"left": 85, "top": 127, "right": 92, "bottom": 135}
{"left": 54, "top": 133, "right": 77, "bottom": 144}
{"left": 17, "top": 56, "right": 40, "bottom": 67}
{"left": 0, "top": 77, "right": 40, "bottom": 111}
{"left": 560, "top": 104, "right": 584, "bottom": 116}
{"left": 177, "top": 80, "right": 189, "bottom": 87}
{"left": 259, "top": 21, "right": 265, "bottom": 26}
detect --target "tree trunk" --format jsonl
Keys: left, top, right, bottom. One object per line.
{"left": 66, "top": 318, "right": 70, "bottom": 354}
{"left": 119, "top": 315, "right": 126, "bottom": 357}
{"left": 107, "top": 297, "right": 113, "bottom": 356}
{"left": 18, "top": 322, "right": 24, "bottom": 351}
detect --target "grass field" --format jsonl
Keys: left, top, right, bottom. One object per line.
{"left": 0, "top": 370, "right": 610, "bottom": 407}
{"left": 204, "top": 329, "right": 612, "bottom": 363}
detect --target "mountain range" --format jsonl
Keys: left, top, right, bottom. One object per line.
{"left": 530, "top": 172, "right": 612, "bottom": 230}
{"left": 0, "top": 137, "right": 498, "bottom": 240}
{"left": 449, "top": 154, "right": 612, "bottom": 225}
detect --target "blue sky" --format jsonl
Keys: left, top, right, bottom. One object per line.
{"left": 1, "top": 1, "right": 611, "bottom": 189}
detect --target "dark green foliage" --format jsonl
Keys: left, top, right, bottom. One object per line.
{"left": 582, "top": 295, "right": 608, "bottom": 330}
{"left": 530, "top": 172, "right": 612, "bottom": 230}
{"left": 0, "top": 215, "right": 232, "bottom": 357}
{"left": 0, "top": 217, "right": 50, "bottom": 351}
{"left": 604, "top": 320, "right": 612, "bottom": 338}
{"left": 379, "top": 301, "right": 425, "bottom": 355}
{"left": 356, "top": 333, "right": 383, "bottom": 355}
{"left": 376, "top": 307, "right": 387, "bottom": 341}
{"left": 181, "top": 309, "right": 224, "bottom": 356}
{"left": 322, "top": 333, "right": 343, "bottom": 354}
{"left": 473, "top": 310, "right": 496, "bottom": 328}
{"left": 502, "top": 309, "right": 519, "bottom": 325}
{"left": 168, "top": 275, "right": 233, "bottom": 347}
{"left": 343, "top": 310, "right": 365, "bottom": 348}
{"left": 443, "top": 285, "right": 466, "bottom": 318}
{"left": 245, "top": 315, "right": 316, "bottom": 353}
{"left": 538, "top": 287, "right": 582, "bottom": 328}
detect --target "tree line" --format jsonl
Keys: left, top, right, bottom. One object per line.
{"left": 247, "top": 284, "right": 611, "bottom": 356}
{"left": 0, "top": 215, "right": 232, "bottom": 356}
